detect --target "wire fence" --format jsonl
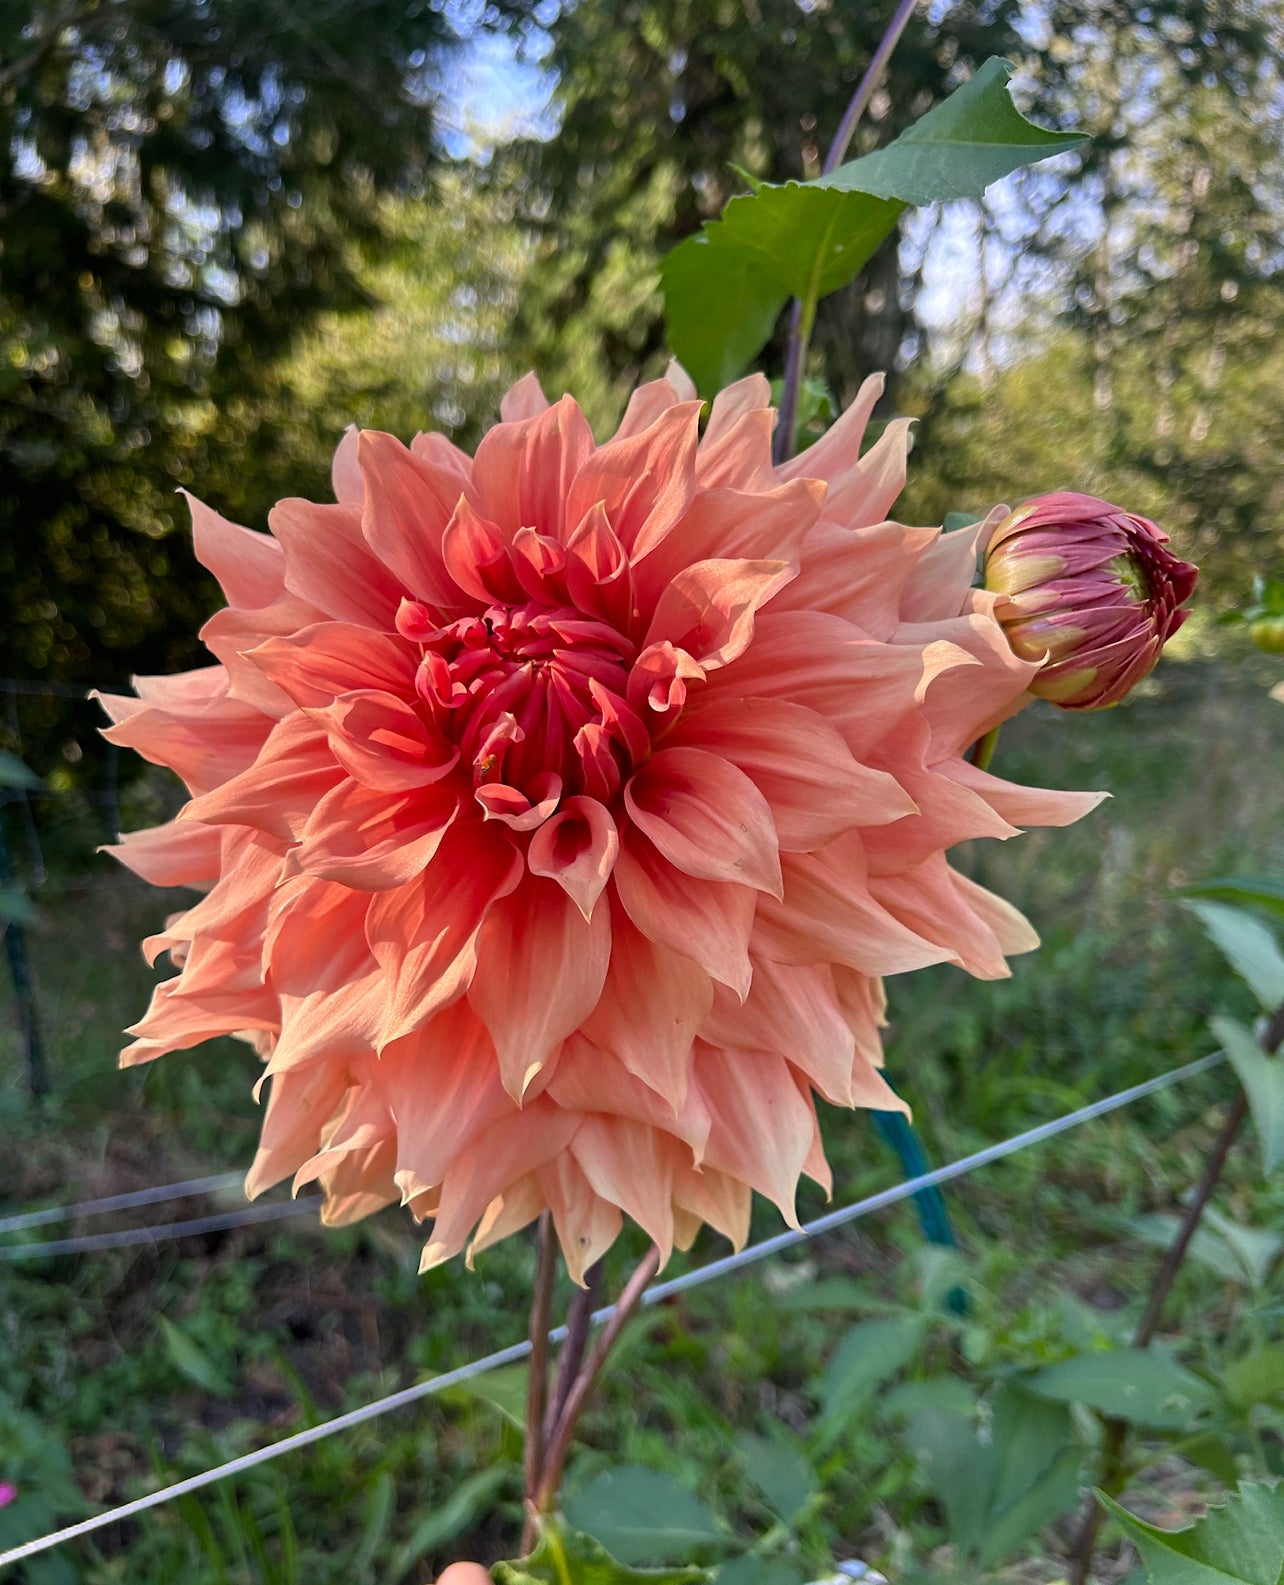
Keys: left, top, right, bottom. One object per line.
{"left": 0, "top": 1049, "right": 1228, "bottom": 1573}
{"left": 0, "top": 1196, "right": 320, "bottom": 1260}
{"left": 0, "top": 1171, "right": 244, "bottom": 1236}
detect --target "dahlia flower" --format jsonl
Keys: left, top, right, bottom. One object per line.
{"left": 101, "top": 369, "right": 1104, "bottom": 1280}
{"left": 983, "top": 492, "right": 1197, "bottom": 710}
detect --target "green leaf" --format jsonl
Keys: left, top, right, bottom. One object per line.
{"left": 905, "top": 1388, "right": 1078, "bottom": 1564}
{"left": 734, "top": 1431, "right": 818, "bottom": 1524}
{"left": 1024, "top": 1348, "right": 1217, "bottom": 1429}
{"left": 881, "top": 1375, "right": 976, "bottom": 1424}
{"left": 1225, "top": 1347, "right": 1284, "bottom": 1412}
{"left": 0, "top": 887, "right": 37, "bottom": 927}
{"left": 811, "top": 1317, "right": 927, "bottom": 1452}
{"left": 981, "top": 1446, "right": 1083, "bottom": 1567}
{"left": 1213, "top": 1016, "right": 1284, "bottom": 1174}
{"left": 1182, "top": 879, "right": 1284, "bottom": 929}
{"left": 390, "top": 1465, "right": 513, "bottom": 1582}
{"left": 814, "top": 58, "right": 1087, "bottom": 202}
{"left": 495, "top": 1514, "right": 710, "bottom": 1585}
{"left": 714, "top": 1560, "right": 805, "bottom": 1585}
{"left": 772, "top": 1276, "right": 885, "bottom": 1313}
{"left": 1129, "top": 1209, "right": 1283, "bottom": 1289}
{"left": 158, "top": 1316, "right": 234, "bottom": 1397}
{"left": 1202, "top": 1207, "right": 1284, "bottom": 1288}
{"left": 0, "top": 750, "right": 43, "bottom": 792}
{"left": 980, "top": 1390, "right": 1081, "bottom": 1565}
{"left": 1171, "top": 1432, "right": 1241, "bottom": 1489}
{"left": 662, "top": 58, "right": 1087, "bottom": 395}
{"left": 448, "top": 1361, "right": 529, "bottom": 1428}
{"left": 768, "top": 375, "right": 836, "bottom": 452}
{"left": 564, "top": 1468, "right": 725, "bottom": 1566}
{"left": 1096, "top": 1482, "right": 1284, "bottom": 1584}
{"left": 1185, "top": 902, "right": 1284, "bottom": 1012}
{"left": 905, "top": 1407, "right": 994, "bottom": 1560}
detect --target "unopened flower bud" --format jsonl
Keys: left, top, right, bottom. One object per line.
{"left": 983, "top": 491, "right": 1197, "bottom": 709}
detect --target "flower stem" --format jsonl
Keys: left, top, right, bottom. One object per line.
{"left": 521, "top": 1213, "right": 557, "bottom": 1553}
{"left": 822, "top": 0, "right": 921, "bottom": 177}
{"left": 969, "top": 726, "right": 1001, "bottom": 771}
{"left": 772, "top": 0, "right": 920, "bottom": 466}
{"left": 533, "top": 1245, "right": 662, "bottom": 1517}
{"left": 545, "top": 1259, "right": 603, "bottom": 1442}
{"left": 1066, "top": 999, "right": 1284, "bottom": 1584}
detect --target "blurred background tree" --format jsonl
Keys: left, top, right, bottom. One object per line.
{"left": 499, "top": 0, "right": 1032, "bottom": 428}
{"left": 0, "top": 0, "right": 482, "bottom": 770}
{"left": 3, "top": 0, "right": 1283, "bottom": 784}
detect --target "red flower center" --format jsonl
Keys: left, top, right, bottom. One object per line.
{"left": 401, "top": 600, "right": 648, "bottom": 808}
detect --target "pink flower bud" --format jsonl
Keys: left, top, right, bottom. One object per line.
{"left": 983, "top": 491, "right": 1198, "bottom": 709}
{"left": 0, "top": 1481, "right": 17, "bottom": 1509}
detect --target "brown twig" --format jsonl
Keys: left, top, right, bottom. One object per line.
{"left": 1067, "top": 1000, "right": 1284, "bottom": 1584}
{"left": 533, "top": 1245, "right": 662, "bottom": 1517}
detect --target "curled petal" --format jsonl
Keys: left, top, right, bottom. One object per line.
{"left": 528, "top": 796, "right": 619, "bottom": 917}
{"left": 311, "top": 690, "right": 457, "bottom": 792}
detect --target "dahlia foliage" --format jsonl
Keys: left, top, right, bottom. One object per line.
{"left": 102, "top": 368, "right": 1103, "bottom": 1280}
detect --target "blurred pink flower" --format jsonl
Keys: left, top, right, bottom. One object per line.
{"left": 983, "top": 491, "right": 1197, "bottom": 709}
{"left": 100, "top": 370, "right": 1102, "bottom": 1279}
{"left": 0, "top": 1481, "right": 17, "bottom": 1509}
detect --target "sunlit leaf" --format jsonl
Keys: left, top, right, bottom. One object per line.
{"left": 662, "top": 58, "right": 1086, "bottom": 395}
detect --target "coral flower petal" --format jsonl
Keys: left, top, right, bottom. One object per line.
{"left": 625, "top": 746, "right": 782, "bottom": 897}
{"left": 467, "top": 872, "right": 612, "bottom": 1098}
{"left": 268, "top": 499, "right": 404, "bottom": 628}
{"left": 613, "top": 824, "right": 755, "bottom": 998}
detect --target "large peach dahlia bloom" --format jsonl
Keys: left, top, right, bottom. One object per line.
{"left": 102, "top": 368, "right": 1102, "bottom": 1281}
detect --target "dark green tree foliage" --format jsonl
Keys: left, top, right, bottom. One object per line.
{"left": 503, "top": 0, "right": 1027, "bottom": 430}
{"left": 905, "top": 0, "right": 1284, "bottom": 600}
{"left": 0, "top": 0, "right": 453, "bottom": 765}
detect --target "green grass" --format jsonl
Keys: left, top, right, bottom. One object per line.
{"left": 1, "top": 657, "right": 1282, "bottom": 1584}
